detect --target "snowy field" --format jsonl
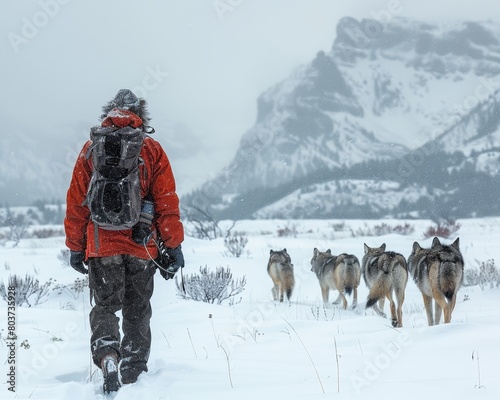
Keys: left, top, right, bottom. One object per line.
{"left": 1, "top": 218, "right": 500, "bottom": 399}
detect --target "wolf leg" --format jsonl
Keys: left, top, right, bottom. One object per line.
{"left": 431, "top": 289, "right": 447, "bottom": 325}
{"left": 279, "top": 283, "right": 285, "bottom": 302}
{"left": 321, "top": 285, "right": 330, "bottom": 304}
{"left": 378, "top": 297, "right": 385, "bottom": 313}
{"left": 395, "top": 290, "right": 405, "bottom": 328}
{"left": 332, "top": 291, "right": 347, "bottom": 309}
{"left": 342, "top": 296, "right": 348, "bottom": 310}
{"left": 332, "top": 292, "right": 342, "bottom": 305}
{"left": 442, "top": 293, "right": 457, "bottom": 323}
{"left": 386, "top": 293, "right": 398, "bottom": 327}
{"left": 443, "top": 304, "right": 452, "bottom": 323}
{"left": 367, "top": 295, "right": 387, "bottom": 318}
{"left": 422, "top": 294, "right": 434, "bottom": 326}
{"left": 445, "top": 292, "right": 458, "bottom": 323}
{"left": 371, "top": 303, "right": 387, "bottom": 318}
{"left": 351, "top": 286, "right": 358, "bottom": 309}
{"left": 434, "top": 301, "right": 443, "bottom": 325}
{"left": 338, "top": 291, "right": 348, "bottom": 310}
{"left": 271, "top": 285, "right": 279, "bottom": 301}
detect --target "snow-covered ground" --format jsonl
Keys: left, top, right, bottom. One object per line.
{"left": 1, "top": 218, "right": 499, "bottom": 399}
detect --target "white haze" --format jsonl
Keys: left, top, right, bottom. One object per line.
{"left": 2, "top": 0, "right": 500, "bottom": 202}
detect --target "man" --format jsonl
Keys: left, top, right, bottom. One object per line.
{"left": 64, "top": 89, "right": 184, "bottom": 392}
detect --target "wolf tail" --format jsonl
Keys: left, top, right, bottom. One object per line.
{"left": 284, "top": 271, "right": 295, "bottom": 301}
{"left": 343, "top": 257, "right": 360, "bottom": 297}
{"left": 366, "top": 273, "right": 391, "bottom": 309}
{"left": 366, "top": 296, "right": 378, "bottom": 309}
{"left": 439, "top": 262, "right": 460, "bottom": 301}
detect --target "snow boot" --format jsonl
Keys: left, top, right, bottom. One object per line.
{"left": 102, "top": 353, "right": 121, "bottom": 393}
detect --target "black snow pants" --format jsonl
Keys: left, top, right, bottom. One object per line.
{"left": 88, "top": 255, "right": 156, "bottom": 381}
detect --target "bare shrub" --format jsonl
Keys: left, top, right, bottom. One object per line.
{"left": 463, "top": 268, "right": 480, "bottom": 287}
{"left": 277, "top": 223, "right": 298, "bottom": 238}
{"left": 52, "top": 276, "right": 89, "bottom": 299}
{"left": 0, "top": 274, "right": 53, "bottom": 307}
{"left": 30, "top": 228, "right": 65, "bottom": 239}
{"left": 423, "top": 219, "right": 461, "bottom": 239}
{"left": 57, "top": 249, "right": 70, "bottom": 267}
{"left": 463, "top": 259, "right": 499, "bottom": 290}
{"left": 330, "top": 222, "right": 347, "bottom": 231}
{"left": 182, "top": 205, "right": 222, "bottom": 240}
{"left": 0, "top": 215, "right": 31, "bottom": 247}
{"left": 353, "top": 222, "right": 415, "bottom": 237}
{"left": 32, "top": 200, "right": 64, "bottom": 224}
{"left": 223, "top": 233, "right": 248, "bottom": 258}
{"left": 176, "top": 266, "right": 246, "bottom": 304}
{"left": 478, "top": 259, "right": 500, "bottom": 290}
{"left": 60, "top": 301, "right": 76, "bottom": 310}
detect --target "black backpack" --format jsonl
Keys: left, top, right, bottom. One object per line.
{"left": 84, "top": 126, "right": 145, "bottom": 230}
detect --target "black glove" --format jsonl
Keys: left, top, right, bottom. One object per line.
{"left": 157, "top": 244, "right": 184, "bottom": 280}
{"left": 70, "top": 251, "right": 88, "bottom": 274}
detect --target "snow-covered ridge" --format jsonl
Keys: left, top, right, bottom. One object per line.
{"left": 186, "top": 17, "right": 500, "bottom": 220}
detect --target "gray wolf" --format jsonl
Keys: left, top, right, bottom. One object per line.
{"left": 408, "top": 237, "right": 464, "bottom": 325}
{"left": 267, "top": 248, "right": 295, "bottom": 302}
{"left": 310, "top": 248, "right": 361, "bottom": 309}
{"left": 362, "top": 243, "right": 408, "bottom": 327}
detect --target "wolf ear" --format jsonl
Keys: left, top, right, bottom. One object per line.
{"left": 381, "top": 243, "right": 386, "bottom": 251}
{"left": 412, "top": 242, "right": 421, "bottom": 252}
{"left": 270, "top": 249, "right": 274, "bottom": 255}
{"left": 283, "top": 248, "right": 287, "bottom": 253}
{"left": 451, "top": 237, "right": 460, "bottom": 250}
{"left": 326, "top": 249, "right": 331, "bottom": 254}
{"left": 364, "top": 243, "right": 369, "bottom": 254}
{"left": 432, "top": 237, "right": 441, "bottom": 248}
{"left": 313, "top": 248, "right": 319, "bottom": 257}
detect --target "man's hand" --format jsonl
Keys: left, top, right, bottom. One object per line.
{"left": 158, "top": 245, "right": 184, "bottom": 280}
{"left": 70, "top": 251, "right": 88, "bottom": 274}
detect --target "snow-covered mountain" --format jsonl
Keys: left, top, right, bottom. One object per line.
{"left": 184, "top": 17, "right": 500, "bottom": 220}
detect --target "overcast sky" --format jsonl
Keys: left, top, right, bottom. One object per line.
{"left": 2, "top": 0, "right": 500, "bottom": 196}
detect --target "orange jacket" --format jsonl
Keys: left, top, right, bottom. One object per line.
{"left": 64, "top": 135, "right": 184, "bottom": 260}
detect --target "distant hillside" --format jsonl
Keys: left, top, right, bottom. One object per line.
{"left": 184, "top": 17, "right": 500, "bottom": 220}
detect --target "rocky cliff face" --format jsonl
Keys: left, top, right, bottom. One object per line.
{"left": 185, "top": 17, "right": 500, "bottom": 220}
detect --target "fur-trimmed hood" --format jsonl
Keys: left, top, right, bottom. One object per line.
{"left": 100, "top": 89, "right": 151, "bottom": 128}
